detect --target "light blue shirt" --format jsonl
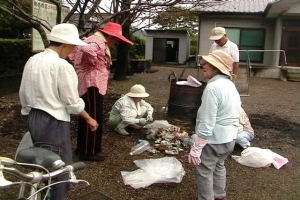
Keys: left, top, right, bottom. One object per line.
{"left": 195, "top": 74, "right": 241, "bottom": 144}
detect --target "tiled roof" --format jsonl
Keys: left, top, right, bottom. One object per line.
{"left": 192, "top": 0, "right": 277, "bottom": 13}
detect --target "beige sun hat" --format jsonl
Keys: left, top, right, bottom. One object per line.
{"left": 209, "top": 27, "right": 226, "bottom": 41}
{"left": 200, "top": 50, "right": 233, "bottom": 77}
{"left": 47, "top": 23, "right": 87, "bottom": 46}
{"left": 127, "top": 84, "right": 149, "bottom": 98}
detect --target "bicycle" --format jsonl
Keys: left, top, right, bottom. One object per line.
{"left": 0, "top": 146, "right": 89, "bottom": 200}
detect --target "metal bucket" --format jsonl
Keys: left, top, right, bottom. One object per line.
{"left": 167, "top": 79, "right": 206, "bottom": 122}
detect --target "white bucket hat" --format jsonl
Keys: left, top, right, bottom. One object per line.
{"left": 47, "top": 23, "right": 87, "bottom": 46}
{"left": 127, "top": 84, "right": 149, "bottom": 98}
{"left": 200, "top": 50, "right": 233, "bottom": 78}
{"left": 209, "top": 27, "right": 226, "bottom": 41}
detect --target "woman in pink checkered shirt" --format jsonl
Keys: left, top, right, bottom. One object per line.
{"left": 69, "top": 22, "right": 133, "bottom": 161}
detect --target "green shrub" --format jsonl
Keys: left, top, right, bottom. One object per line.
{"left": 190, "top": 46, "right": 197, "bottom": 55}
{"left": 110, "top": 35, "right": 145, "bottom": 60}
{"left": 0, "top": 39, "right": 32, "bottom": 75}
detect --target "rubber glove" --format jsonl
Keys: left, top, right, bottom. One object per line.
{"left": 146, "top": 115, "right": 153, "bottom": 122}
{"left": 139, "top": 118, "right": 147, "bottom": 125}
{"left": 188, "top": 134, "right": 208, "bottom": 165}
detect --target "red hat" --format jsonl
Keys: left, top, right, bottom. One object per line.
{"left": 98, "top": 22, "right": 133, "bottom": 45}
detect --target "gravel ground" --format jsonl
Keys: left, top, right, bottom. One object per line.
{"left": 0, "top": 65, "right": 300, "bottom": 200}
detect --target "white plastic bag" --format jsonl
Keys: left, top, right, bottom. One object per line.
{"left": 231, "top": 147, "right": 289, "bottom": 169}
{"left": 143, "top": 120, "right": 173, "bottom": 129}
{"left": 176, "top": 75, "right": 202, "bottom": 87}
{"left": 121, "top": 157, "right": 186, "bottom": 189}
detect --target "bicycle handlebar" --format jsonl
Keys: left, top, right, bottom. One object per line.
{"left": 1, "top": 161, "right": 86, "bottom": 183}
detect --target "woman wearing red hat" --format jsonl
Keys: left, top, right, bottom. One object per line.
{"left": 69, "top": 22, "right": 133, "bottom": 161}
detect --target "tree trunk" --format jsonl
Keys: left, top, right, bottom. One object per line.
{"left": 113, "top": 0, "right": 131, "bottom": 81}
{"left": 114, "top": 42, "right": 129, "bottom": 81}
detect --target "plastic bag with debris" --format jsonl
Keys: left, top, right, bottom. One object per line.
{"left": 121, "top": 157, "right": 186, "bottom": 189}
{"left": 143, "top": 120, "right": 173, "bottom": 129}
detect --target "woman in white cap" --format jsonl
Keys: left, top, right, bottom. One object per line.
{"left": 108, "top": 84, "right": 154, "bottom": 135}
{"left": 69, "top": 22, "right": 133, "bottom": 161}
{"left": 19, "top": 23, "right": 98, "bottom": 200}
{"left": 188, "top": 50, "right": 241, "bottom": 200}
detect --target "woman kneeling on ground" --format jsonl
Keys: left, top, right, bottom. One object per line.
{"left": 108, "top": 84, "right": 154, "bottom": 135}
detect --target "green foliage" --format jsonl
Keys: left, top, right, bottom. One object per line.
{"left": 190, "top": 46, "right": 197, "bottom": 55}
{"left": 0, "top": 39, "right": 32, "bottom": 75}
{"left": 129, "top": 35, "right": 146, "bottom": 59}
{"left": 191, "top": 38, "right": 198, "bottom": 46}
{"left": 0, "top": 0, "right": 32, "bottom": 38}
{"left": 110, "top": 35, "right": 146, "bottom": 60}
{"left": 153, "top": 6, "right": 198, "bottom": 35}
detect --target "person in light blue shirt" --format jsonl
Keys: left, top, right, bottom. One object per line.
{"left": 188, "top": 50, "right": 241, "bottom": 200}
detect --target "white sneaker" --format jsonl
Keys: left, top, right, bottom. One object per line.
{"left": 115, "top": 127, "right": 129, "bottom": 135}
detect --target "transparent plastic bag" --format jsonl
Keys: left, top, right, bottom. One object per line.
{"left": 121, "top": 157, "right": 186, "bottom": 189}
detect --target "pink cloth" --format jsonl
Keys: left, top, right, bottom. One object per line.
{"left": 69, "top": 34, "right": 111, "bottom": 96}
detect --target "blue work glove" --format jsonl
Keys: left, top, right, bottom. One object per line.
{"left": 139, "top": 118, "right": 147, "bottom": 125}
{"left": 146, "top": 115, "right": 153, "bottom": 122}
{"left": 188, "top": 134, "right": 208, "bottom": 165}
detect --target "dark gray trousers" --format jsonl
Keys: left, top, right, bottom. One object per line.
{"left": 27, "top": 109, "right": 71, "bottom": 200}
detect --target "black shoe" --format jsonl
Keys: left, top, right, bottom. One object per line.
{"left": 79, "top": 155, "right": 105, "bottom": 161}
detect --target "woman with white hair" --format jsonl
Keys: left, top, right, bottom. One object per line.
{"left": 108, "top": 84, "right": 154, "bottom": 136}
{"left": 188, "top": 50, "right": 241, "bottom": 200}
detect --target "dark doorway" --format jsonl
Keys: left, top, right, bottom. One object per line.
{"left": 281, "top": 20, "right": 300, "bottom": 67}
{"left": 166, "top": 39, "right": 179, "bottom": 63}
{"left": 152, "top": 38, "right": 179, "bottom": 64}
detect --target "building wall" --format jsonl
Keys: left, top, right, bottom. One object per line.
{"left": 198, "top": 16, "right": 277, "bottom": 66}
{"left": 145, "top": 31, "right": 190, "bottom": 64}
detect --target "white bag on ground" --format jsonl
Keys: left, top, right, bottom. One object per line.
{"left": 121, "top": 157, "right": 186, "bottom": 189}
{"left": 231, "top": 147, "right": 289, "bottom": 169}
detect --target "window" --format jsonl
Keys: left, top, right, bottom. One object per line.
{"left": 226, "top": 28, "right": 265, "bottom": 63}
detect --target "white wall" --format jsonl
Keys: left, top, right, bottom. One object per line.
{"left": 145, "top": 31, "right": 190, "bottom": 64}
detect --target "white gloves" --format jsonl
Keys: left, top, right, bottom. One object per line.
{"left": 139, "top": 118, "right": 147, "bottom": 125}
{"left": 188, "top": 134, "right": 208, "bottom": 165}
{"left": 146, "top": 115, "right": 153, "bottom": 122}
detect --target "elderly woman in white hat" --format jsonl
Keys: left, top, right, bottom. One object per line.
{"left": 19, "top": 23, "right": 98, "bottom": 200}
{"left": 108, "top": 84, "right": 154, "bottom": 135}
{"left": 188, "top": 50, "right": 241, "bottom": 200}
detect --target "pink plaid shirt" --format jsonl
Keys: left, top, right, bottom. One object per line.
{"left": 69, "top": 34, "right": 111, "bottom": 96}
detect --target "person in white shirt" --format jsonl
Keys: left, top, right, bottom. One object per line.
{"left": 108, "top": 84, "right": 154, "bottom": 135}
{"left": 209, "top": 27, "right": 240, "bottom": 76}
{"left": 188, "top": 50, "right": 241, "bottom": 200}
{"left": 19, "top": 23, "right": 98, "bottom": 200}
{"left": 236, "top": 107, "right": 254, "bottom": 149}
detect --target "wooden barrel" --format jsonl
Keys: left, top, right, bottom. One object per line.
{"left": 167, "top": 79, "right": 206, "bottom": 122}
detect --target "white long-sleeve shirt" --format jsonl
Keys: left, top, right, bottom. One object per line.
{"left": 19, "top": 48, "right": 85, "bottom": 122}
{"left": 109, "top": 95, "right": 153, "bottom": 124}
{"left": 195, "top": 74, "right": 241, "bottom": 144}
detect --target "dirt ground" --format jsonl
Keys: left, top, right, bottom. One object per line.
{"left": 0, "top": 65, "right": 300, "bottom": 200}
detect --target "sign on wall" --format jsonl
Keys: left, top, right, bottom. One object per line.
{"left": 32, "top": 0, "right": 69, "bottom": 52}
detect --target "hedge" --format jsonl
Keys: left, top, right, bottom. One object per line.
{"left": 0, "top": 39, "right": 32, "bottom": 75}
